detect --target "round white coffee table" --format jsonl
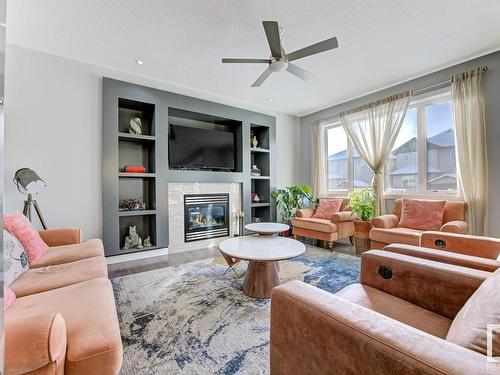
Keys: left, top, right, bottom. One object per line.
{"left": 219, "top": 236, "right": 305, "bottom": 298}
{"left": 245, "top": 222, "right": 290, "bottom": 235}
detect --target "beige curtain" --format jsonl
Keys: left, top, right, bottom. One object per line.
{"left": 340, "top": 91, "right": 412, "bottom": 215}
{"left": 311, "top": 120, "right": 327, "bottom": 198}
{"left": 452, "top": 68, "right": 488, "bottom": 235}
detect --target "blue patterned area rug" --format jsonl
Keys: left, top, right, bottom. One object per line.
{"left": 112, "top": 245, "right": 360, "bottom": 374}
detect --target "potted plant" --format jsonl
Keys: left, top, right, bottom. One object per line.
{"left": 347, "top": 186, "right": 377, "bottom": 254}
{"left": 271, "top": 184, "right": 314, "bottom": 236}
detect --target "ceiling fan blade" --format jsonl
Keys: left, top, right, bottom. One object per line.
{"left": 221, "top": 58, "right": 271, "bottom": 64}
{"left": 286, "top": 63, "right": 314, "bottom": 81}
{"left": 262, "top": 21, "right": 282, "bottom": 58}
{"left": 287, "top": 37, "right": 338, "bottom": 62}
{"left": 251, "top": 68, "right": 273, "bottom": 87}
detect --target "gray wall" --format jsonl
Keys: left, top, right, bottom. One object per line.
{"left": 300, "top": 51, "right": 500, "bottom": 236}
{"left": 4, "top": 44, "right": 302, "bottom": 240}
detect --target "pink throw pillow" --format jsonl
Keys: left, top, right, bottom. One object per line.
{"left": 4, "top": 286, "right": 16, "bottom": 311}
{"left": 398, "top": 199, "right": 446, "bottom": 231}
{"left": 312, "top": 198, "right": 343, "bottom": 220}
{"left": 4, "top": 212, "right": 49, "bottom": 264}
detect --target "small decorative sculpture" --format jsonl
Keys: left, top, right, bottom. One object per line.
{"left": 143, "top": 236, "right": 152, "bottom": 247}
{"left": 252, "top": 135, "right": 258, "bottom": 148}
{"left": 123, "top": 226, "right": 143, "bottom": 250}
{"left": 253, "top": 193, "right": 261, "bottom": 203}
{"left": 129, "top": 117, "right": 142, "bottom": 135}
{"left": 251, "top": 164, "right": 261, "bottom": 176}
{"left": 121, "top": 198, "right": 146, "bottom": 211}
{"left": 233, "top": 210, "right": 245, "bottom": 236}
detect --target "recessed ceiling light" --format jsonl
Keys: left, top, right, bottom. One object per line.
{"left": 266, "top": 98, "right": 273, "bottom": 102}
{"left": 0, "top": 22, "right": 6, "bottom": 28}
{"left": 135, "top": 59, "right": 144, "bottom": 65}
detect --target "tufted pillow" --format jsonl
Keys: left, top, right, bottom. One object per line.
{"left": 4, "top": 286, "right": 16, "bottom": 311}
{"left": 312, "top": 198, "right": 343, "bottom": 220}
{"left": 446, "top": 268, "right": 500, "bottom": 356}
{"left": 3, "top": 230, "right": 30, "bottom": 285}
{"left": 398, "top": 199, "right": 446, "bottom": 231}
{"left": 4, "top": 212, "right": 49, "bottom": 264}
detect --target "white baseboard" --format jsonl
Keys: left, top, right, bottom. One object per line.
{"left": 106, "top": 247, "right": 169, "bottom": 264}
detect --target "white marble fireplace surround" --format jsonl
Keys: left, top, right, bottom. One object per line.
{"left": 168, "top": 183, "right": 242, "bottom": 253}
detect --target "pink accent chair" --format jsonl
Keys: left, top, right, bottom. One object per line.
{"left": 370, "top": 199, "right": 468, "bottom": 249}
{"left": 291, "top": 198, "right": 356, "bottom": 250}
{"left": 5, "top": 228, "right": 123, "bottom": 375}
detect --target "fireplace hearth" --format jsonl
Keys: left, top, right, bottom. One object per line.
{"left": 184, "top": 194, "right": 229, "bottom": 242}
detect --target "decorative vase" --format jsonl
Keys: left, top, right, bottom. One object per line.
{"left": 129, "top": 117, "right": 142, "bottom": 135}
{"left": 252, "top": 135, "right": 258, "bottom": 148}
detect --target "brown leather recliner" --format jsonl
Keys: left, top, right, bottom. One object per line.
{"left": 292, "top": 198, "right": 355, "bottom": 250}
{"left": 271, "top": 250, "right": 499, "bottom": 375}
{"left": 370, "top": 198, "right": 468, "bottom": 249}
{"left": 384, "top": 231, "right": 500, "bottom": 272}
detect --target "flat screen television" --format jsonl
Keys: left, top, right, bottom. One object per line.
{"left": 169, "top": 124, "right": 235, "bottom": 170}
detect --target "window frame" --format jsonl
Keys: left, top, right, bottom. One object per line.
{"left": 385, "top": 88, "right": 458, "bottom": 198}
{"left": 322, "top": 87, "right": 459, "bottom": 199}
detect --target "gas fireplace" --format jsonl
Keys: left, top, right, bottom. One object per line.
{"left": 184, "top": 194, "right": 229, "bottom": 242}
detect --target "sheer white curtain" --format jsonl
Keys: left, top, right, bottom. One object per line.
{"left": 311, "top": 119, "right": 327, "bottom": 198}
{"left": 340, "top": 92, "right": 412, "bottom": 215}
{"left": 452, "top": 68, "right": 488, "bottom": 235}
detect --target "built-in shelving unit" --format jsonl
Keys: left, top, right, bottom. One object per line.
{"left": 250, "top": 124, "right": 272, "bottom": 222}
{"left": 103, "top": 78, "right": 276, "bottom": 256}
{"left": 115, "top": 98, "right": 158, "bottom": 254}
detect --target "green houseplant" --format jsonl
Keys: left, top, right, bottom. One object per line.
{"left": 271, "top": 185, "right": 314, "bottom": 227}
{"left": 347, "top": 186, "right": 377, "bottom": 254}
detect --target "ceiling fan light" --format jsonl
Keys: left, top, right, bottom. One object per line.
{"left": 269, "top": 60, "right": 288, "bottom": 72}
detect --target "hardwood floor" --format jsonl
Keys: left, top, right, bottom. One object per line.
{"left": 108, "top": 247, "right": 220, "bottom": 278}
{"left": 108, "top": 238, "right": 357, "bottom": 278}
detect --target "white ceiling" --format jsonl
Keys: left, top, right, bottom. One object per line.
{"left": 6, "top": 0, "right": 500, "bottom": 116}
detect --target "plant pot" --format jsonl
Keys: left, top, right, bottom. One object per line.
{"left": 353, "top": 237, "right": 371, "bottom": 256}
{"left": 353, "top": 220, "right": 372, "bottom": 238}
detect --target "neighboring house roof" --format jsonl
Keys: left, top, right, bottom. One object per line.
{"left": 393, "top": 129, "right": 455, "bottom": 154}
{"left": 427, "top": 128, "right": 455, "bottom": 148}
{"left": 389, "top": 165, "right": 441, "bottom": 175}
{"left": 328, "top": 179, "right": 369, "bottom": 188}
{"left": 428, "top": 173, "right": 456, "bottom": 183}
{"left": 328, "top": 150, "right": 348, "bottom": 161}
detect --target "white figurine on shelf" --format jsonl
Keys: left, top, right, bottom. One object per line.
{"left": 129, "top": 117, "right": 142, "bottom": 135}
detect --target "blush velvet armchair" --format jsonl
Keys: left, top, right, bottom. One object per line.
{"left": 291, "top": 198, "right": 356, "bottom": 250}
{"left": 369, "top": 198, "right": 468, "bottom": 249}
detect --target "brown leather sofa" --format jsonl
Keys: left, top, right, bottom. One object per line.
{"left": 292, "top": 198, "right": 355, "bottom": 250}
{"left": 5, "top": 229, "right": 123, "bottom": 375}
{"left": 370, "top": 198, "right": 468, "bottom": 249}
{"left": 271, "top": 250, "right": 498, "bottom": 375}
{"left": 384, "top": 231, "right": 500, "bottom": 272}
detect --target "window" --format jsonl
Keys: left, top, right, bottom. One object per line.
{"left": 326, "top": 126, "right": 348, "bottom": 190}
{"left": 325, "top": 124, "right": 371, "bottom": 192}
{"left": 385, "top": 90, "right": 457, "bottom": 195}
{"left": 324, "top": 89, "right": 457, "bottom": 196}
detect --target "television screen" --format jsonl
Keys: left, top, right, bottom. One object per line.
{"left": 169, "top": 125, "right": 235, "bottom": 169}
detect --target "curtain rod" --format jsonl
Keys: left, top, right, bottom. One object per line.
{"left": 322, "top": 66, "right": 488, "bottom": 123}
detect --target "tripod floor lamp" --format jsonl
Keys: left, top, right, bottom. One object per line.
{"left": 13, "top": 168, "right": 48, "bottom": 229}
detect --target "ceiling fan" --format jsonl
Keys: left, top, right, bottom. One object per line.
{"left": 222, "top": 21, "right": 338, "bottom": 87}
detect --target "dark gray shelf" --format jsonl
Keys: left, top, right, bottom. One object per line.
{"left": 251, "top": 202, "right": 270, "bottom": 207}
{"left": 118, "top": 173, "right": 156, "bottom": 178}
{"left": 118, "top": 210, "right": 157, "bottom": 216}
{"left": 118, "top": 132, "right": 156, "bottom": 142}
{"left": 250, "top": 147, "right": 269, "bottom": 153}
